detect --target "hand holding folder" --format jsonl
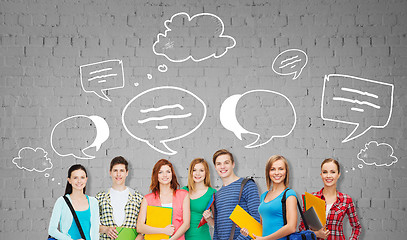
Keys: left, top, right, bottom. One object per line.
{"left": 303, "top": 192, "right": 326, "bottom": 226}
{"left": 198, "top": 194, "right": 215, "bottom": 228}
{"left": 145, "top": 206, "right": 173, "bottom": 240}
{"left": 229, "top": 205, "right": 262, "bottom": 239}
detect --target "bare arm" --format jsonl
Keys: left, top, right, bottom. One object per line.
{"left": 169, "top": 194, "right": 190, "bottom": 240}
{"left": 254, "top": 195, "right": 297, "bottom": 240}
{"left": 136, "top": 198, "right": 175, "bottom": 235}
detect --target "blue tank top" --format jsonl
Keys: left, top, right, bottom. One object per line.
{"left": 68, "top": 195, "right": 91, "bottom": 240}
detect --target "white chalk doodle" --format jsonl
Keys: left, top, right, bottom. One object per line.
{"left": 357, "top": 141, "right": 398, "bottom": 167}
{"left": 12, "top": 147, "right": 53, "bottom": 172}
{"left": 158, "top": 64, "right": 168, "bottom": 73}
{"left": 220, "top": 90, "right": 297, "bottom": 148}
{"left": 272, "top": 49, "right": 308, "bottom": 80}
{"left": 50, "top": 115, "right": 110, "bottom": 159}
{"left": 122, "top": 86, "right": 207, "bottom": 155}
{"left": 152, "top": 12, "right": 236, "bottom": 62}
{"left": 321, "top": 74, "right": 394, "bottom": 143}
{"left": 80, "top": 59, "right": 125, "bottom": 101}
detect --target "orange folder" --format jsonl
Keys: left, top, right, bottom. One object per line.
{"left": 145, "top": 206, "right": 173, "bottom": 240}
{"left": 229, "top": 205, "right": 262, "bottom": 239}
{"left": 304, "top": 192, "right": 326, "bottom": 226}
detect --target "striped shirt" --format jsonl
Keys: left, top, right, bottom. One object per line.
{"left": 213, "top": 178, "right": 261, "bottom": 240}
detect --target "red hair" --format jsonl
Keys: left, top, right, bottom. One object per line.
{"left": 150, "top": 159, "right": 179, "bottom": 196}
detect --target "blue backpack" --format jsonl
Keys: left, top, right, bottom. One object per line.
{"left": 281, "top": 189, "right": 317, "bottom": 240}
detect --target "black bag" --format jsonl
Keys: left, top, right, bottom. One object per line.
{"left": 229, "top": 178, "right": 255, "bottom": 240}
{"left": 47, "top": 196, "right": 87, "bottom": 240}
{"left": 281, "top": 189, "right": 317, "bottom": 240}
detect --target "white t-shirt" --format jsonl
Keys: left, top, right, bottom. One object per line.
{"left": 110, "top": 187, "right": 130, "bottom": 226}
{"left": 162, "top": 203, "right": 172, "bottom": 208}
{"left": 326, "top": 203, "right": 333, "bottom": 219}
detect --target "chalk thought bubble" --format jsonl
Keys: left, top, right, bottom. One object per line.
{"left": 272, "top": 49, "right": 308, "bottom": 80}
{"left": 220, "top": 90, "right": 297, "bottom": 148}
{"left": 122, "top": 86, "right": 207, "bottom": 155}
{"left": 51, "top": 115, "right": 110, "bottom": 159}
{"left": 12, "top": 147, "right": 53, "bottom": 172}
{"left": 357, "top": 141, "right": 398, "bottom": 167}
{"left": 321, "top": 74, "right": 394, "bottom": 143}
{"left": 80, "top": 59, "right": 125, "bottom": 101}
{"left": 152, "top": 12, "right": 236, "bottom": 62}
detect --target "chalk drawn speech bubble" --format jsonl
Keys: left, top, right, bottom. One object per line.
{"left": 12, "top": 147, "right": 53, "bottom": 172}
{"left": 220, "top": 90, "right": 297, "bottom": 148}
{"left": 50, "top": 115, "right": 110, "bottom": 159}
{"left": 122, "top": 86, "right": 207, "bottom": 155}
{"left": 357, "top": 141, "right": 398, "bottom": 167}
{"left": 321, "top": 74, "right": 394, "bottom": 143}
{"left": 80, "top": 59, "right": 125, "bottom": 101}
{"left": 272, "top": 49, "right": 308, "bottom": 80}
{"left": 152, "top": 12, "right": 236, "bottom": 62}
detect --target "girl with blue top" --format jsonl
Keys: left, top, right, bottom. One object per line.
{"left": 48, "top": 164, "right": 100, "bottom": 240}
{"left": 241, "top": 155, "right": 297, "bottom": 240}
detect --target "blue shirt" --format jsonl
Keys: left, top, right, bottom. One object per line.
{"left": 68, "top": 195, "right": 91, "bottom": 240}
{"left": 258, "top": 189, "right": 297, "bottom": 239}
{"left": 214, "top": 178, "right": 261, "bottom": 240}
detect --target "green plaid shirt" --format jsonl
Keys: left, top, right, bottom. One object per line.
{"left": 96, "top": 187, "right": 143, "bottom": 240}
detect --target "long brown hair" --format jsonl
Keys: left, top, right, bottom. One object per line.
{"left": 65, "top": 164, "right": 87, "bottom": 195}
{"left": 187, "top": 158, "right": 212, "bottom": 191}
{"left": 150, "top": 159, "right": 179, "bottom": 197}
{"left": 265, "top": 155, "right": 290, "bottom": 189}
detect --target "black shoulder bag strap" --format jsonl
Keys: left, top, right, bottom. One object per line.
{"left": 229, "top": 178, "right": 253, "bottom": 240}
{"left": 63, "top": 195, "right": 87, "bottom": 240}
{"left": 281, "top": 189, "right": 310, "bottom": 229}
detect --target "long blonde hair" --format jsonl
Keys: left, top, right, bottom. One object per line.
{"left": 265, "top": 155, "right": 290, "bottom": 189}
{"left": 187, "top": 158, "right": 212, "bottom": 191}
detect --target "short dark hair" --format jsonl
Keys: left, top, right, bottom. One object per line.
{"left": 212, "top": 149, "right": 234, "bottom": 165}
{"left": 110, "top": 156, "right": 128, "bottom": 171}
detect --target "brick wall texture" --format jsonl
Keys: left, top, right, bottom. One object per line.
{"left": 1, "top": 0, "right": 407, "bottom": 239}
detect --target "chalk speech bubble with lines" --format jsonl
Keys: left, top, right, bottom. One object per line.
{"left": 80, "top": 59, "right": 124, "bottom": 101}
{"left": 272, "top": 49, "right": 308, "bottom": 80}
{"left": 321, "top": 74, "right": 394, "bottom": 143}
{"left": 152, "top": 12, "right": 236, "bottom": 62}
{"left": 122, "top": 86, "right": 207, "bottom": 155}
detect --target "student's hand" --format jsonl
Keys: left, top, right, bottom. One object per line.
{"left": 163, "top": 224, "right": 175, "bottom": 236}
{"left": 240, "top": 228, "right": 249, "bottom": 237}
{"left": 252, "top": 234, "right": 266, "bottom": 240}
{"left": 102, "top": 226, "right": 118, "bottom": 239}
{"left": 315, "top": 226, "right": 330, "bottom": 239}
{"left": 203, "top": 209, "right": 212, "bottom": 219}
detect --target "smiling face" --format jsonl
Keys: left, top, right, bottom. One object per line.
{"left": 320, "top": 161, "right": 341, "bottom": 187}
{"left": 215, "top": 154, "right": 235, "bottom": 179}
{"left": 192, "top": 163, "right": 206, "bottom": 184}
{"left": 68, "top": 169, "right": 88, "bottom": 192}
{"left": 109, "top": 163, "right": 128, "bottom": 186}
{"left": 269, "top": 159, "right": 286, "bottom": 185}
{"left": 158, "top": 165, "right": 172, "bottom": 185}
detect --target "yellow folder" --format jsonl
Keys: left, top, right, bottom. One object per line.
{"left": 145, "top": 205, "right": 173, "bottom": 240}
{"left": 304, "top": 192, "right": 326, "bottom": 226}
{"left": 229, "top": 205, "right": 262, "bottom": 239}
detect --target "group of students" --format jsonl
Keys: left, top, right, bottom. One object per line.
{"left": 48, "top": 149, "right": 362, "bottom": 240}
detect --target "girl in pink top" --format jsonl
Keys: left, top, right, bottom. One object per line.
{"left": 137, "top": 159, "right": 190, "bottom": 240}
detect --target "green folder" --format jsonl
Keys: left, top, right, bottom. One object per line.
{"left": 116, "top": 227, "right": 138, "bottom": 240}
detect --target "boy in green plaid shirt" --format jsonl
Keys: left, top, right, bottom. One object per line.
{"left": 96, "top": 156, "right": 144, "bottom": 240}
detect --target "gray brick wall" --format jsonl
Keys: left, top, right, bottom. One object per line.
{"left": 1, "top": 0, "right": 406, "bottom": 239}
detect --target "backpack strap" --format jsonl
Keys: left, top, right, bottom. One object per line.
{"left": 63, "top": 195, "right": 86, "bottom": 240}
{"left": 229, "top": 178, "right": 254, "bottom": 240}
{"left": 281, "top": 189, "right": 310, "bottom": 230}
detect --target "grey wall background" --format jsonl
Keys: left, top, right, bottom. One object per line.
{"left": 1, "top": 0, "right": 406, "bottom": 239}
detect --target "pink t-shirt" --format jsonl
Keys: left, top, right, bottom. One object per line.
{"left": 144, "top": 189, "right": 188, "bottom": 240}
